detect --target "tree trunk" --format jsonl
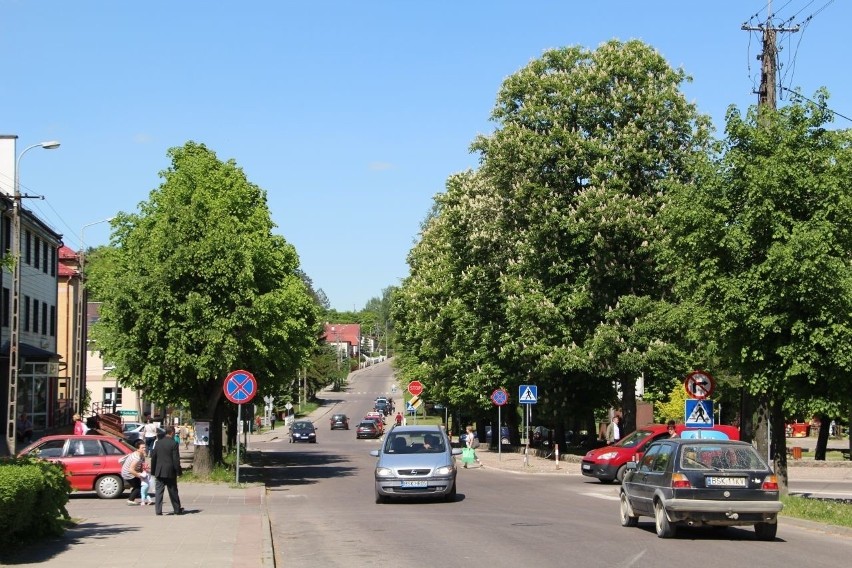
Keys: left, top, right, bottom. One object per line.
{"left": 753, "top": 396, "right": 770, "bottom": 464}
{"left": 620, "top": 377, "right": 637, "bottom": 434}
{"left": 814, "top": 413, "right": 830, "bottom": 461}
{"left": 769, "top": 399, "right": 789, "bottom": 495}
{"left": 739, "top": 387, "right": 755, "bottom": 443}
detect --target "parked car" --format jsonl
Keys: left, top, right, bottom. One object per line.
{"left": 370, "top": 425, "right": 462, "bottom": 503}
{"left": 123, "top": 422, "right": 165, "bottom": 443}
{"left": 356, "top": 420, "right": 382, "bottom": 439}
{"left": 289, "top": 420, "right": 317, "bottom": 443}
{"left": 18, "top": 434, "right": 135, "bottom": 499}
{"left": 374, "top": 399, "right": 390, "bottom": 416}
{"left": 486, "top": 425, "right": 512, "bottom": 445}
{"left": 330, "top": 414, "right": 350, "bottom": 430}
{"left": 619, "top": 439, "right": 782, "bottom": 540}
{"left": 582, "top": 424, "right": 739, "bottom": 483}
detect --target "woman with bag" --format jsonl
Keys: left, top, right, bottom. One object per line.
{"left": 462, "top": 425, "right": 481, "bottom": 468}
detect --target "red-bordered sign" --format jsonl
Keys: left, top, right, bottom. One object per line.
{"left": 408, "top": 381, "right": 424, "bottom": 397}
{"left": 491, "top": 388, "right": 509, "bottom": 406}
{"left": 224, "top": 370, "right": 258, "bottom": 404}
{"left": 684, "top": 370, "right": 715, "bottom": 400}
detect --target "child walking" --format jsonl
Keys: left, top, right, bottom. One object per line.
{"left": 139, "top": 465, "right": 155, "bottom": 505}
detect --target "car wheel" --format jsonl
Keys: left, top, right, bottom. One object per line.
{"left": 444, "top": 481, "right": 457, "bottom": 502}
{"left": 754, "top": 522, "right": 777, "bottom": 541}
{"left": 375, "top": 491, "right": 388, "bottom": 504}
{"left": 95, "top": 474, "right": 125, "bottom": 499}
{"left": 619, "top": 492, "right": 638, "bottom": 527}
{"left": 615, "top": 464, "right": 627, "bottom": 484}
{"left": 310, "top": 439, "right": 317, "bottom": 443}
{"left": 654, "top": 500, "right": 676, "bottom": 538}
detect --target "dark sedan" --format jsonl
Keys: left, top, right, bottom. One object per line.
{"left": 356, "top": 420, "right": 381, "bottom": 439}
{"left": 330, "top": 414, "right": 349, "bottom": 430}
{"left": 619, "top": 439, "right": 783, "bottom": 540}
{"left": 289, "top": 420, "right": 317, "bottom": 443}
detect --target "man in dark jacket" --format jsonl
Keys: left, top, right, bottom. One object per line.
{"left": 150, "top": 425, "right": 184, "bottom": 516}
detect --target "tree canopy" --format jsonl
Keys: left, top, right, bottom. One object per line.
{"left": 89, "top": 141, "right": 319, "bottom": 474}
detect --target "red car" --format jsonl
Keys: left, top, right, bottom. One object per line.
{"left": 18, "top": 434, "right": 135, "bottom": 499}
{"left": 581, "top": 424, "right": 739, "bottom": 483}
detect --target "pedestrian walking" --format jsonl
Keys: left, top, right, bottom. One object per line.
{"left": 270, "top": 414, "right": 276, "bottom": 430}
{"left": 605, "top": 415, "right": 622, "bottom": 444}
{"left": 143, "top": 417, "right": 158, "bottom": 454}
{"left": 395, "top": 412, "right": 403, "bottom": 427}
{"left": 121, "top": 439, "right": 146, "bottom": 505}
{"left": 73, "top": 413, "right": 87, "bottom": 435}
{"left": 462, "top": 425, "right": 481, "bottom": 468}
{"left": 150, "top": 425, "right": 184, "bottom": 516}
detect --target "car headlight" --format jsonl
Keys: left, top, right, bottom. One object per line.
{"left": 597, "top": 451, "right": 618, "bottom": 461}
{"left": 376, "top": 467, "right": 394, "bottom": 477}
{"left": 435, "top": 465, "right": 454, "bottom": 475}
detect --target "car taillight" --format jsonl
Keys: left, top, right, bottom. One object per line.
{"left": 671, "top": 473, "right": 691, "bottom": 488}
{"left": 761, "top": 475, "right": 779, "bottom": 490}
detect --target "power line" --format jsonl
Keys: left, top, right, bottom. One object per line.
{"left": 781, "top": 87, "right": 852, "bottom": 123}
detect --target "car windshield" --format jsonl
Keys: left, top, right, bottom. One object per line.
{"left": 293, "top": 423, "right": 313, "bottom": 430}
{"left": 613, "top": 429, "right": 653, "bottom": 448}
{"left": 385, "top": 432, "right": 445, "bottom": 453}
{"left": 359, "top": 422, "right": 375, "bottom": 428}
{"left": 680, "top": 444, "right": 767, "bottom": 471}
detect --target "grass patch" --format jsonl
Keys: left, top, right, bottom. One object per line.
{"left": 296, "top": 402, "right": 319, "bottom": 418}
{"left": 781, "top": 495, "right": 852, "bottom": 528}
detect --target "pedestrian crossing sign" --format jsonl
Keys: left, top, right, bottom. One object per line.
{"left": 519, "top": 384, "right": 538, "bottom": 404}
{"left": 685, "top": 399, "right": 714, "bottom": 428}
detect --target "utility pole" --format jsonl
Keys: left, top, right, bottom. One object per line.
{"left": 741, "top": 1, "right": 798, "bottom": 466}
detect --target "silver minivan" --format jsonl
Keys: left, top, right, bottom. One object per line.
{"left": 370, "top": 425, "right": 461, "bottom": 503}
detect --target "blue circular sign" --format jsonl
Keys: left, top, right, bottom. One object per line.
{"left": 224, "top": 370, "right": 257, "bottom": 404}
{"left": 491, "top": 388, "right": 509, "bottom": 406}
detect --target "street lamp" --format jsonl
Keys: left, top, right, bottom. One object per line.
{"left": 5, "top": 140, "right": 60, "bottom": 455}
{"left": 73, "top": 217, "right": 114, "bottom": 420}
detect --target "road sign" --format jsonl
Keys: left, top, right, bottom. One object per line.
{"left": 264, "top": 395, "right": 274, "bottom": 404}
{"left": 409, "top": 395, "right": 422, "bottom": 409}
{"left": 491, "top": 388, "right": 509, "bottom": 406}
{"left": 285, "top": 402, "right": 293, "bottom": 410}
{"left": 519, "top": 384, "right": 538, "bottom": 404}
{"left": 408, "top": 381, "right": 424, "bottom": 396}
{"left": 684, "top": 370, "right": 715, "bottom": 400}
{"left": 223, "top": 370, "right": 258, "bottom": 404}
{"left": 685, "top": 399, "right": 714, "bottom": 427}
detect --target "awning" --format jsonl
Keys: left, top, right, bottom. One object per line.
{"left": 0, "top": 341, "right": 61, "bottom": 359}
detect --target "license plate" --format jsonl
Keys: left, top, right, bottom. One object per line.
{"left": 706, "top": 476, "right": 746, "bottom": 486}
{"left": 400, "top": 480, "right": 428, "bottom": 488}
{"left": 582, "top": 464, "right": 591, "bottom": 471}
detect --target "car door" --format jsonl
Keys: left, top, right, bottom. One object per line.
{"left": 62, "top": 437, "right": 107, "bottom": 491}
{"left": 625, "top": 444, "right": 663, "bottom": 515}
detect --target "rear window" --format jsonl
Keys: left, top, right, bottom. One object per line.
{"left": 680, "top": 444, "right": 767, "bottom": 471}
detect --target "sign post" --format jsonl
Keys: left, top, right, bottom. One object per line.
{"left": 224, "top": 370, "right": 257, "bottom": 484}
{"left": 491, "top": 388, "right": 509, "bottom": 460}
{"left": 408, "top": 381, "right": 424, "bottom": 423}
{"left": 519, "top": 385, "right": 538, "bottom": 466}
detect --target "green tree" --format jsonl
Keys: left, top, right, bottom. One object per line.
{"left": 470, "top": 40, "right": 711, "bottom": 434}
{"left": 662, "top": 91, "right": 852, "bottom": 489}
{"left": 88, "top": 141, "right": 319, "bottom": 476}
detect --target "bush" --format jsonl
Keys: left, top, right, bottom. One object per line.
{"left": 0, "top": 456, "right": 70, "bottom": 553}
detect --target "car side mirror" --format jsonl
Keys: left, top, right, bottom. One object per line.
{"left": 625, "top": 461, "right": 638, "bottom": 471}
{"left": 369, "top": 450, "right": 379, "bottom": 457}
{"left": 451, "top": 448, "right": 463, "bottom": 456}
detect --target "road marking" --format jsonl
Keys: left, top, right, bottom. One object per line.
{"left": 580, "top": 492, "right": 620, "bottom": 501}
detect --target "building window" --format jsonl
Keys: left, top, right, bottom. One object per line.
{"left": 2, "top": 287, "right": 8, "bottom": 328}
{"left": 50, "top": 246, "right": 56, "bottom": 277}
{"left": 32, "top": 299, "right": 39, "bottom": 334}
{"left": 50, "top": 305, "right": 56, "bottom": 336}
{"left": 34, "top": 236, "right": 40, "bottom": 268}
{"left": 23, "top": 295, "right": 30, "bottom": 332}
{"left": 25, "top": 230, "right": 31, "bottom": 265}
{"left": 41, "top": 301, "right": 48, "bottom": 336}
{"left": 42, "top": 241, "right": 49, "bottom": 273}
{"left": 104, "top": 387, "right": 122, "bottom": 408}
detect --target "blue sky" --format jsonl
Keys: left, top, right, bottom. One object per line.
{"left": 2, "top": 1, "right": 849, "bottom": 312}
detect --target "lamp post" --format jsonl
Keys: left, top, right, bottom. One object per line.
{"left": 72, "top": 217, "right": 113, "bottom": 421}
{"left": 5, "top": 140, "right": 60, "bottom": 455}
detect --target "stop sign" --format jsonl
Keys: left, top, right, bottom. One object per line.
{"left": 408, "top": 381, "right": 424, "bottom": 396}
